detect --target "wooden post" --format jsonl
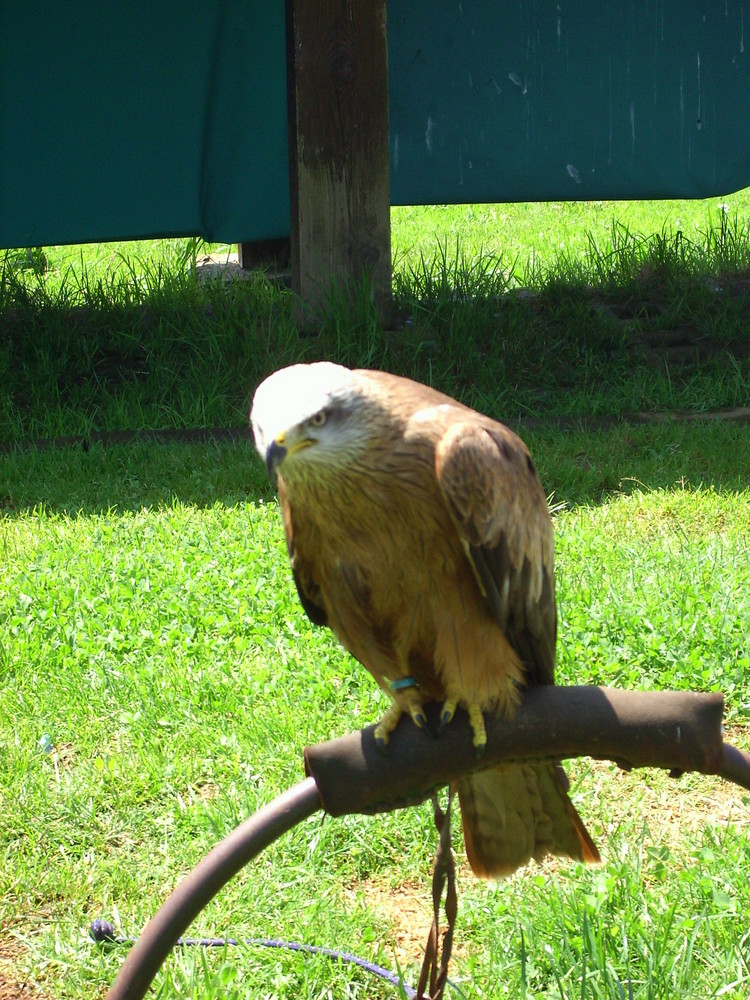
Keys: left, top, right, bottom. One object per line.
{"left": 237, "top": 238, "right": 291, "bottom": 274}
{"left": 285, "top": 0, "right": 391, "bottom": 326}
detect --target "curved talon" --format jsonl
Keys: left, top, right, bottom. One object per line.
{"left": 410, "top": 707, "right": 428, "bottom": 730}
{"left": 374, "top": 732, "right": 390, "bottom": 755}
{"left": 439, "top": 698, "right": 457, "bottom": 731}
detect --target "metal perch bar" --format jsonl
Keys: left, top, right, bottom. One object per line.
{"left": 305, "top": 686, "right": 749, "bottom": 816}
{"left": 106, "top": 686, "right": 750, "bottom": 1000}
{"left": 104, "top": 779, "right": 322, "bottom": 1000}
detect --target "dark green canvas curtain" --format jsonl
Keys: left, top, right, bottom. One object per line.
{"left": 2, "top": 1, "right": 749, "bottom": 248}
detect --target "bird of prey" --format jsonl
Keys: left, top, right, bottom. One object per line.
{"left": 251, "top": 363, "right": 599, "bottom": 877}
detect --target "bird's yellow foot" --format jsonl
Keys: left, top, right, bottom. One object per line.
{"left": 467, "top": 704, "right": 487, "bottom": 758}
{"left": 439, "top": 697, "right": 487, "bottom": 756}
{"left": 373, "top": 697, "right": 428, "bottom": 753}
{"left": 374, "top": 704, "right": 401, "bottom": 753}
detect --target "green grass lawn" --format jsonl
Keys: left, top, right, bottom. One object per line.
{"left": 2, "top": 446, "right": 749, "bottom": 999}
{"left": 2, "top": 197, "right": 750, "bottom": 998}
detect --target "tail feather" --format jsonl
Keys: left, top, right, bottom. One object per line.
{"left": 457, "top": 762, "right": 600, "bottom": 879}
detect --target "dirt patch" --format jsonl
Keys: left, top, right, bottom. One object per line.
{"left": 0, "top": 939, "right": 48, "bottom": 1000}
{"left": 345, "top": 878, "right": 431, "bottom": 969}
{"left": 593, "top": 761, "right": 746, "bottom": 835}
{"left": 346, "top": 872, "right": 479, "bottom": 973}
{"left": 0, "top": 973, "right": 45, "bottom": 1000}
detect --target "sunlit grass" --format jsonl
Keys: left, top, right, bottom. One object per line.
{"left": 391, "top": 191, "right": 750, "bottom": 281}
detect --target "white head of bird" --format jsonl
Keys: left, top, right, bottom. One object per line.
{"left": 251, "top": 362, "right": 377, "bottom": 478}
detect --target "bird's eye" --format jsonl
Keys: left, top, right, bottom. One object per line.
{"left": 310, "top": 410, "right": 327, "bottom": 428}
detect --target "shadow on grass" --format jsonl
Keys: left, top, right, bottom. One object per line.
{"left": 1, "top": 418, "right": 748, "bottom": 519}
{"left": 2, "top": 243, "right": 750, "bottom": 516}
{"left": 0, "top": 439, "right": 270, "bottom": 517}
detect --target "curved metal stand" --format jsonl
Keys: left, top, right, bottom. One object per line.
{"left": 104, "top": 687, "right": 750, "bottom": 999}
{"left": 105, "top": 778, "right": 321, "bottom": 1000}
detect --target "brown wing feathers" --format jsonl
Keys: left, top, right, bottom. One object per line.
{"left": 435, "top": 414, "right": 599, "bottom": 874}
{"left": 435, "top": 419, "right": 556, "bottom": 683}
{"left": 468, "top": 539, "right": 557, "bottom": 687}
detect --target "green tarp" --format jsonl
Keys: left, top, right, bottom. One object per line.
{"left": 2, "top": 1, "right": 748, "bottom": 248}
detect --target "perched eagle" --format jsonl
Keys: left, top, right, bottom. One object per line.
{"left": 251, "top": 363, "right": 599, "bottom": 877}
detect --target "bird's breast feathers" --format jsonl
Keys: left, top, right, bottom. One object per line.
{"left": 281, "top": 444, "right": 525, "bottom": 712}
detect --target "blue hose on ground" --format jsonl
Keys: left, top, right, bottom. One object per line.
{"left": 90, "top": 918, "right": 418, "bottom": 997}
